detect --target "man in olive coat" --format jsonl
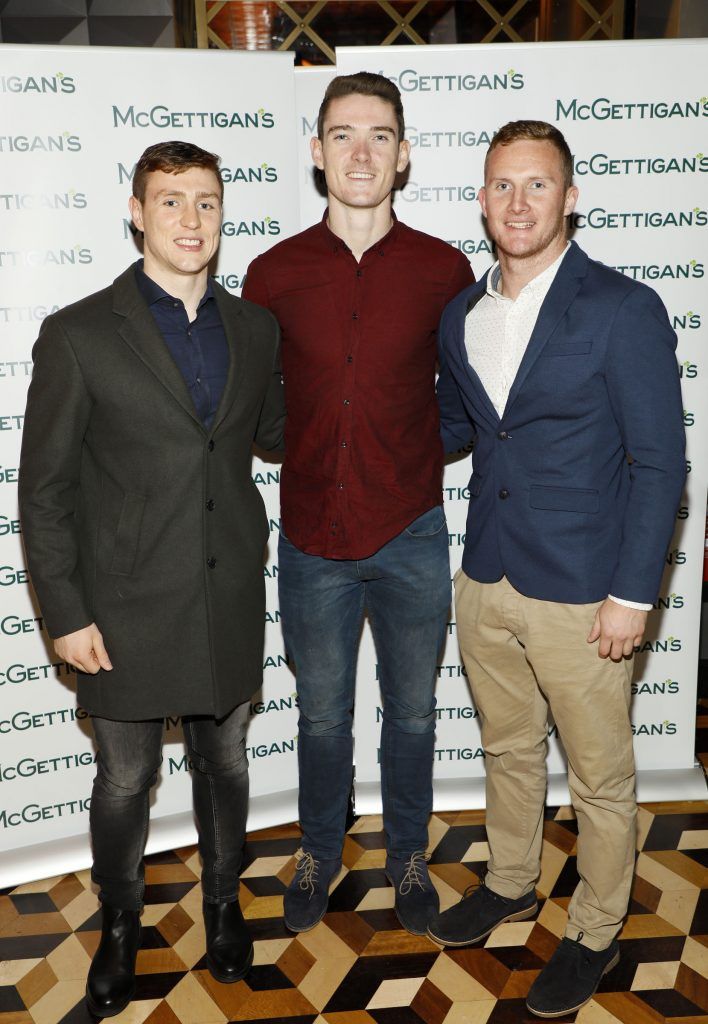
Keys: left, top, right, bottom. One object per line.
{"left": 19, "top": 141, "right": 284, "bottom": 1017}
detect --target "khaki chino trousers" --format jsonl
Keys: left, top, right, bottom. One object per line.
{"left": 455, "top": 572, "right": 636, "bottom": 950}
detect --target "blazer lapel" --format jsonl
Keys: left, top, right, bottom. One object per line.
{"left": 210, "top": 285, "right": 248, "bottom": 435}
{"left": 504, "top": 243, "right": 587, "bottom": 414}
{"left": 112, "top": 266, "right": 204, "bottom": 429}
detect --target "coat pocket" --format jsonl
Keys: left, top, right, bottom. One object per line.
{"left": 528, "top": 485, "right": 599, "bottom": 513}
{"left": 109, "top": 493, "right": 146, "bottom": 575}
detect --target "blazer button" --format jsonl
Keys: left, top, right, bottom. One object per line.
{"left": 497, "top": 430, "right": 509, "bottom": 440}
{"left": 206, "top": 499, "right": 215, "bottom": 511}
{"left": 498, "top": 489, "right": 510, "bottom": 500}
{"left": 208, "top": 440, "right": 215, "bottom": 451}
{"left": 207, "top": 556, "right": 217, "bottom": 569}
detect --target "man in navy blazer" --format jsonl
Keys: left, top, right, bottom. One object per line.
{"left": 428, "top": 121, "right": 685, "bottom": 1018}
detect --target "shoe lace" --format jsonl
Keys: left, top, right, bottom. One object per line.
{"left": 294, "top": 851, "right": 319, "bottom": 897}
{"left": 398, "top": 851, "right": 428, "bottom": 894}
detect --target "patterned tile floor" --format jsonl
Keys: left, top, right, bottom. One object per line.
{"left": 2, "top": 697, "right": 708, "bottom": 1024}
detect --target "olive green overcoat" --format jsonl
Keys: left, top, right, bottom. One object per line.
{"left": 19, "top": 264, "right": 284, "bottom": 720}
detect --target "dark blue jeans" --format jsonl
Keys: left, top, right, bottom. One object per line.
{"left": 278, "top": 505, "right": 450, "bottom": 861}
{"left": 90, "top": 701, "right": 250, "bottom": 910}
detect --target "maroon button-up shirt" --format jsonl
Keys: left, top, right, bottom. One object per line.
{"left": 243, "top": 215, "right": 475, "bottom": 559}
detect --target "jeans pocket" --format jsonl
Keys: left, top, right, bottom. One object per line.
{"left": 403, "top": 505, "right": 446, "bottom": 537}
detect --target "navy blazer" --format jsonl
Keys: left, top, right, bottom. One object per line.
{"left": 437, "top": 241, "right": 686, "bottom": 605}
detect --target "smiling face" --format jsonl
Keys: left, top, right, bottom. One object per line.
{"left": 128, "top": 166, "right": 222, "bottom": 289}
{"left": 479, "top": 138, "right": 578, "bottom": 267}
{"left": 311, "top": 93, "right": 410, "bottom": 215}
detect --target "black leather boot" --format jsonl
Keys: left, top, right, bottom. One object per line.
{"left": 85, "top": 905, "right": 141, "bottom": 1017}
{"left": 203, "top": 898, "right": 254, "bottom": 983}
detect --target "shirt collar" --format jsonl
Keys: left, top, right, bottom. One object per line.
{"left": 134, "top": 258, "right": 214, "bottom": 310}
{"left": 486, "top": 241, "right": 571, "bottom": 303}
{"left": 319, "top": 208, "right": 400, "bottom": 257}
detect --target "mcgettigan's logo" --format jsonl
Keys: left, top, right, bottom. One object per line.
{"left": 211, "top": 273, "right": 245, "bottom": 292}
{"left": 678, "top": 360, "right": 699, "bottom": 379}
{"left": 0, "top": 191, "right": 87, "bottom": 211}
{"left": 557, "top": 96, "right": 708, "bottom": 121}
{"left": 0, "top": 361, "right": 32, "bottom": 380}
{"left": 0, "top": 305, "right": 59, "bottom": 324}
{"left": 398, "top": 183, "right": 477, "bottom": 203}
{"left": 446, "top": 239, "right": 494, "bottom": 256}
{"left": 0, "top": 661, "right": 76, "bottom": 685}
{"left": 0, "top": 247, "right": 92, "bottom": 268}
{"left": 635, "top": 636, "right": 682, "bottom": 653}
{"left": 666, "top": 546, "right": 687, "bottom": 565}
{"left": 112, "top": 105, "right": 275, "bottom": 129}
{"left": 221, "top": 217, "right": 280, "bottom": 237}
{"left": 407, "top": 127, "right": 493, "bottom": 149}
{"left": 654, "top": 592, "right": 685, "bottom": 610}
{"left": 0, "top": 72, "right": 76, "bottom": 94}
{"left": 610, "top": 260, "right": 703, "bottom": 281}
{"left": 0, "top": 613, "right": 43, "bottom": 635}
{"left": 0, "top": 798, "right": 91, "bottom": 828}
{"left": 631, "top": 720, "right": 678, "bottom": 736}
{"left": 632, "top": 678, "right": 679, "bottom": 696}
{"left": 673, "top": 311, "right": 702, "bottom": 331}
{"left": 0, "top": 751, "right": 95, "bottom": 782}
{"left": 0, "top": 707, "right": 87, "bottom": 733}
{"left": 386, "top": 67, "right": 524, "bottom": 92}
{"left": 573, "top": 153, "right": 708, "bottom": 176}
{"left": 572, "top": 207, "right": 707, "bottom": 229}
{"left": 0, "top": 565, "right": 28, "bottom": 587}
{"left": 0, "top": 133, "right": 81, "bottom": 153}
{"left": 221, "top": 163, "right": 278, "bottom": 183}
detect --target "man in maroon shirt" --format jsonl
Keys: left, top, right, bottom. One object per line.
{"left": 243, "top": 72, "right": 474, "bottom": 935}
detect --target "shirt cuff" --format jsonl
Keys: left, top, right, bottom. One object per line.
{"left": 608, "top": 594, "right": 652, "bottom": 611}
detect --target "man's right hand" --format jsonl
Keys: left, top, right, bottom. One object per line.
{"left": 54, "top": 623, "right": 113, "bottom": 674}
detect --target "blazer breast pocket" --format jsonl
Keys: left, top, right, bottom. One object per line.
{"left": 542, "top": 340, "right": 593, "bottom": 356}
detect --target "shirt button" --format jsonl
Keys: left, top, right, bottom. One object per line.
{"left": 207, "top": 556, "right": 217, "bottom": 568}
{"left": 341, "top": 441, "right": 347, "bottom": 447}
{"left": 497, "top": 430, "right": 509, "bottom": 440}
{"left": 196, "top": 377, "right": 201, "bottom": 384}
{"left": 352, "top": 312, "right": 359, "bottom": 320}
{"left": 346, "top": 355, "right": 353, "bottom": 363}
{"left": 343, "top": 398, "right": 350, "bottom": 406}
{"left": 356, "top": 269, "right": 363, "bottom": 277}
{"left": 337, "top": 482, "right": 344, "bottom": 490}
{"left": 208, "top": 440, "right": 215, "bottom": 451}
{"left": 498, "top": 489, "right": 510, "bottom": 500}
{"left": 206, "top": 499, "right": 215, "bottom": 511}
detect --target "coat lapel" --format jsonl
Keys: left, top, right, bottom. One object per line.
{"left": 504, "top": 242, "right": 588, "bottom": 414}
{"left": 112, "top": 266, "right": 205, "bottom": 430}
{"left": 210, "top": 284, "right": 249, "bottom": 435}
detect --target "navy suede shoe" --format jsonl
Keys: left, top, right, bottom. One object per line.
{"left": 385, "top": 851, "right": 440, "bottom": 936}
{"left": 283, "top": 851, "right": 341, "bottom": 932}
{"left": 526, "top": 935, "right": 620, "bottom": 1018}
{"left": 427, "top": 883, "right": 538, "bottom": 947}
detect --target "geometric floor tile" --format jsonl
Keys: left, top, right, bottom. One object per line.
{"left": 0, "top": 700, "right": 707, "bottom": 1023}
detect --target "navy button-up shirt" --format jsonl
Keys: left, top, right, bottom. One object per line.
{"left": 135, "top": 261, "right": 230, "bottom": 431}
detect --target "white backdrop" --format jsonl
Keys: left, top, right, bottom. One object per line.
{"left": 335, "top": 40, "right": 707, "bottom": 812}
{"left": 0, "top": 39, "right": 705, "bottom": 889}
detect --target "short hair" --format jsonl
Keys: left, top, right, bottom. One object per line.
{"left": 132, "top": 140, "right": 223, "bottom": 202}
{"left": 485, "top": 120, "right": 574, "bottom": 190}
{"left": 317, "top": 71, "right": 405, "bottom": 141}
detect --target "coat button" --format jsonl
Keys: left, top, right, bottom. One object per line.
{"left": 498, "top": 489, "right": 510, "bottom": 500}
{"left": 497, "top": 430, "right": 509, "bottom": 440}
{"left": 208, "top": 439, "right": 215, "bottom": 451}
{"left": 207, "top": 556, "right": 217, "bottom": 568}
{"left": 206, "top": 499, "right": 215, "bottom": 511}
